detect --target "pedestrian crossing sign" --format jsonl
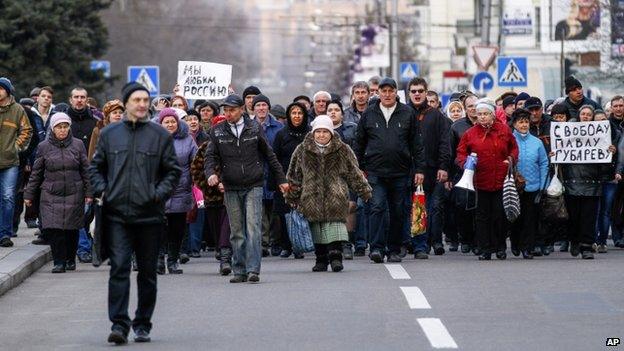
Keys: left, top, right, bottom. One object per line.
{"left": 127, "top": 66, "right": 160, "bottom": 96}
{"left": 497, "top": 57, "right": 527, "bottom": 87}
{"left": 400, "top": 62, "right": 420, "bottom": 82}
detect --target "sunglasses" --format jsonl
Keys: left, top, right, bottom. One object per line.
{"left": 410, "top": 89, "right": 425, "bottom": 94}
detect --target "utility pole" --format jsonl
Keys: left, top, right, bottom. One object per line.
{"left": 560, "top": 27, "right": 565, "bottom": 96}
{"left": 390, "top": 0, "right": 399, "bottom": 81}
{"left": 481, "top": 0, "right": 491, "bottom": 45}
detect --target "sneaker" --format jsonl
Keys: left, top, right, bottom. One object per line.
{"left": 414, "top": 251, "right": 429, "bottom": 259}
{"left": 279, "top": 249, "right": 292, "bottom": 258}
{"left": 343, "top": 245, "right": 354, "bottom": 260}
{"left": 369, "top": 250, "right": 384, "bottom": 263}
{"left": 219, "top": 261, "right": 232, "bottom": 276}
{"left": 51, "top": 264, "right": 66, "bottom": 273}
{"left": 0, "top": 237, "right": 14, "bottom": 247}
{"left": 107, "top": 328, "right": 128, "bottom": 345}
{"left": 433, "top": 244, "right": 445, "bottom": 255}
{"left": 597, "top": 244, "right": 608, "bottom": 253}
{"left": 247, "top": 273, "right": 260, "bottom": 283}
{"left": 179, "top": 253, "right": 190, "bottom": 264}
{"left": 354, "top": 247, "right": 366, "bottom": 256}
{"left": 386, "top": 253, "right": 402, "bottom": 263}
{"left": 230, "top": 275, "right": 247, "bottom": 283}
{"left": 133, "top": 328, "right": 151, "bottom": 343}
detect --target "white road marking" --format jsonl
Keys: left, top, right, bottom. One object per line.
{"left": 400, "top": 286, "right": 431, "bottom": 309}
{"left": 417, "top": 318, "right": 458, "bottom": 349}
{"left": 384, "top": 264, "right": 411, "bottom": 279}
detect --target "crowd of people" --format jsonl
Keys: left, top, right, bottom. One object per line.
{"left": 0, "top": 73, "right": 623, "bottom": 343}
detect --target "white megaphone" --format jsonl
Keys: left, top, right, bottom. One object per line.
{"left": 455, "top": 153, "right": 477, "bottom": 191}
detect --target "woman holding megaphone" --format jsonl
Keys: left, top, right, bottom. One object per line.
{"left": 456, "top": 99, "right": 518, "bottom": 260}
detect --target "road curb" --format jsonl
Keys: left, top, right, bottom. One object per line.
{"left": 0, "top": 244, "right": 51, "bottom": 297}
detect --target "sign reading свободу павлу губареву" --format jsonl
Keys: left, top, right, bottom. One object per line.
{"left": 550, "top": 121, "right": 612, "bottom": 164}
{"left": 177, "top": 61, "right": 232, "bottom": 100}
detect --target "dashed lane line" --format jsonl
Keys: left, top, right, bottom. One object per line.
{"left": 417, "top": 318, "right": 458, "bottom": 349}
{"left": 384, "top": 264, "right": 411, "bottom": 279}
{"left": 399, "top": 286, "right": 431, "bottom": 309}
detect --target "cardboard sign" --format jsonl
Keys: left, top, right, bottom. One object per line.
{"left": 550, "top": 121, "right": 612, "bottom": 163}
{"left": 177, "top": 61, "right": 232, "bottom": 100}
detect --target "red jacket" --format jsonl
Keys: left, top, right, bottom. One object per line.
{"left": 456, "top": 121, "right": 518, "bottom": 191}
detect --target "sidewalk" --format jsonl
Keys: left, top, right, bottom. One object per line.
{"left": 0, "top": 222, "right": 51, "bottom": 297}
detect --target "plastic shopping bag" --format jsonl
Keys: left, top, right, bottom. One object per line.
{"left": 410, "top": 185, "right": 427, "bottom": 236}
{"left": 285, "top": 210, "right": 315, "bottom": 253}
{"left": 546, "top": 166, "right": 564, "bottom": 197}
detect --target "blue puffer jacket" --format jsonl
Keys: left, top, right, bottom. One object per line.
{"left": 513, "top": 130, "right": 549, "bottom": 192}
{"left": 166, "top": 122, "right": 198, "bottom": 213}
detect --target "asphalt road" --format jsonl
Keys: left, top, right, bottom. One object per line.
{"left": 0, "top": 247, "right": 623, "bottom": 351}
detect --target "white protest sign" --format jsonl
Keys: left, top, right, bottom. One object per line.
{"left": 550, "top": 121, "right": 612, "bottom": 163}
{"left": 177, "top": 61, "right": 232, "bottom": 100}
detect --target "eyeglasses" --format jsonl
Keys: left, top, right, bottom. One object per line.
{"left": 410, "top": 89, "right": 425, "bottom": 94}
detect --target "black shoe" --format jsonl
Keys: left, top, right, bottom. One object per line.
{"left": 134, "top": 328, "right": 151, "bottom": 343}
{"left": 387, "top": 252, "right": 402, "bottom": 263}
{"left": 0, "top": 237, "right": 14, "bottom": 247}
{"left": 51, "top": 264, "right": 66, "bottom": 273}
{"left": 414, "top": 251, "right": 429, "bottom": 259}
{"left": 271, "top": 246, "right": 282, "bottom": 257}
{"left": 570, "top": 243, "right": 580, "bottom": 257}
{"left": 167, "top": 262, "right": 183, "bottom": 274}
{"left": 26, "top": 219, "right": 38, "bottom": 228}
{"left": 65, "top": 261, "right": 76, "bottom": 271}
{"left": 219, "top": 261, "right": 232, "bottom": 276}
{"left": 511, "top": 248, "right": 521, "bottom": 257}
{"left": 581, "top": 251, "right": 594, "bottom": 259}
{"left": 369, "top": 250, "right": 384, "bottom": 263}
{"left": 230, "top": 275, "right": 247, "bottom": 283}
{"left": 460, "top": 244, "right": 471, "bottom": 254}
{"left": 279, "top": 249, "right": 292, "bottom": 258}
{"left": 354, "top": 247, "right": 366, "bottom": 256}
{"left": 190, "top": 250, "right": 201, "bottom": 258}
{"left": 78, "top": 253, "right": 92, "bottom": 263}
{"left": 478, "top": 253, "right": 491, "bottom": 260}
{"left": 156, "top": 256, "right": 166, "bottom": 275}
{"left": 615, "top": 239, "right": 624, "bottom": 248}
{"left": 433, "top": 244, "right": 445, "bottom": 255}
{"left": 531, "top": 247, "right": 543, "bottom": 257}
{"left": 293, "top": 252, "right": 305, "bottom": 259}
{"left": 522, "top": 250, "right": 534, "bottom": 259}
{"left": 449, "top": 242, "right": 459, "bottom": 252}
{"left": 179, "top": 253, "right": 190, "bottom": 264}
{"left": 108, "top": 329, "right": 128, "bottom": 345}
{"left": 343, "top": 245, "right": 354, "bottom": 260}
{"left": 312, "top": 261, "right": 328, "bottom": 272}
{"left": 248, "top": 273, "right": 260, "bottom": 283}
{"left": 559, "top": 241, "right": 569, "bottom": 252}
{"left": 262, "top": 247, "right": 270, "bottom": 257}
{"left": 495, "top": 251, "right": 507, "bottom": 260}
{"left": 544, "top": 245, "right": 553, "bottom": 255}
{"left": 330, "top": 259, "right": 344, "bottom": 272}
{"left": 472, "top": 247, "right": 482, "bottom": 256}
{"left": 31, "top": 237, "right": 47, "bottom": 245}
{"left": 399, "top": 245, "right": 408, "bottom": 258}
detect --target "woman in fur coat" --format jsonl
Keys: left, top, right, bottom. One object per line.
{"left": 286, "top": 115, "right": 371, "bottom": 272}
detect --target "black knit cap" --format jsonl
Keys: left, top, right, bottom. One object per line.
{"left": 242, "top": 85, "right": 261, "bottom": 99}
{"left": 565, "top": 75, "right": 582, "bottom": 94}
{"left": 121, "top": 82, "right": 150, "bottom": 105}
{"left": 252, "top": 94, "right": 271, "bottom": 110}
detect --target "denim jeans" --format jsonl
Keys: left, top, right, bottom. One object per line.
{"left": 368, "top": 175, "right": 411, "bottom": 255}
{"left": 224, "top": 187, "right": 263, "bottom": 276}
{"left": 412, "top": 181, "right": 446, "bottom": 252}
{"left": 107, "top": 220, "right": 161, "bottom": 333}
{"left": 0, "top": 166, "right": 19, "bottom": 240}
{"left": 596, "top": 182, "right": 620, "bottom": 245}
{"left": 188, "top": 208, "right": 205, "bottom": 252}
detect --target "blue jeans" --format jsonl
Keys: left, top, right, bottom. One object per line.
{"left": 224, "top": 187, "right": 263, "bottom": 276}
{"left": 0, "top": 166, "right": 18, "bottom": 240}
{"left": 77, "top": 204, "right": 92, "bottom": 256}
{"left": 188, "top": 208, "right": 205, "bottom": 252}
{"left": 368, "top": 175, "right": 411, "bottom": 255}
{"left": 412, "top": 181, "right": 446, "bottom": 252}
{"left": 596, "top": 182, "right": 620, "bottom": 245}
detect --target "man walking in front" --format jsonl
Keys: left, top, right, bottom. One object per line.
{"left": 89, "top": 83, "right": 181, "bottom": 344}
{"left": 205, "top": 94, "right": 288, "bottom": 284}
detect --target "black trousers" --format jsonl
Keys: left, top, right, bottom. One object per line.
{"left": 452, "top": 188, "right": 476, "bottom": 246}
{"left": 314, "top": 241, "right": 343, "bottom": 263}
{"left": 475, "top": 190, "right": 506, "bottom": 254}
{"left": 162, "top": 213, "right": 186, "bottom": 263}
{"left": 510, "top": 191, "right": 538, "bottom": 251}
{"left": 565, "top": 195, "right": 599, "bottom": 246}
{"left": 276, "top": 213, "right": 292, "bottom": 251}
{"left": 44, "top": 229, "right": 79, "bottom": 265}
{"left": 108, "top": 220, "right": 161, "bottom": 333}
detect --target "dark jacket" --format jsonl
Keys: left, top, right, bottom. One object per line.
{"left": 20, "top": 107, "right": 45, "bottom": 167}
{"left": 259, "top": 114, "right": 284, "bottom": 200}
{"left": 529, "top": 114, "right": 552, "bottom": 153}
{"left": 449, "top": 117, "right": 474, "bottom": 182}
{"left": 24, "top": 135, "right": 92, "bottom": 230}
{"left": 563, "top": 96, "right": 601, "bottom": 120}
{"left": 88, "top": 116, "right": 181, "bottom": 225}
{"left": 335, "top": 121, "right": 357, "bottom": 150}
{"left": 408, "top": 100, "right": 451, "bottom": 172}
{"left": 166, "top": 122, "right": 198, "bottom": 214}
{"left": 271, "top": 123, "right": 309, "bottom": 214}
{"left": 205, "top": 116, "right": 286, "bottom": 191}
{"left": 67, "top": 106, "right": 97, "bottom": 151}
{"left": 344, "top": 102, "right": 366, "bottom": 125}
{"left": 354, "top": 100, "right": 425, "bottom": 177}
{"left": 191, "top": 128, "right": 209, "bottom": 147}
{"left": 561, "top": 163, "right": 610, "bottom": 197}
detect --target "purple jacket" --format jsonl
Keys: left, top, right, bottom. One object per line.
{"left": 166, "top": 122, "right": 198, "bottom": 213}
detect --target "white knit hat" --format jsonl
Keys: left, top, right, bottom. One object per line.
{"left": 311, "top": 115, "right": 334, "bottom": 133}
{"left": 49, "top": 112, "right": 72, "bottom": 129}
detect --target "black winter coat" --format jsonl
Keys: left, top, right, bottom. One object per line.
{"left": 354, "top": 101, "right": 425, "bottom": 177}
{"left": 449, "top": 117, "right": 474, "bottom": 182}
{"left": 24, "top": 135, "right": 92, "bottom": 230}
{"left": 88, "top": 117, "right": 181, "bottom": 225}
{"left": 408, "top": 100, "right": 451, "bottom": 172}
{"left": 205, "top": 116, "right": 286, "bottom": 191}
{"left": 67, "top": 107, "right": 97, "bottom": 151}
{"left": 563, "top": 96, "right": 601, "bottom": 120}
{"left": 271, "top": 125, "right": 309, "bottom": 214}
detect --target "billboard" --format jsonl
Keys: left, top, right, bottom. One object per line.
{"left": 541, "top": 0, "right": 603, "bottom": 53}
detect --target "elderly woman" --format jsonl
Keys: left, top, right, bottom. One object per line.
{"left": 198, "top": 101, "right": 219, "bottom": 131}
{"left": 446, "top": 100, "right": 465, "bottom": 123}
{"left": 158, "top": 108, "right": 198, "bottom": 274}
{"left": 561, "top": 105, "right": 613, "bottom": 259}
{"left": 510, "top": 109, "right": 549, "bottom": 259}
{"left": 88, "top": 99, "right": 124, "bottom": 161}
{"left": 24, "top": 113, "right": 92, "bottom": 273}
{"left": 456, "top": 99, "right": 518, "bottom": 260}
{"left": 286, "top": 115, "right": 371, "bottom": 272}
{"left": 186, "top": 109, "right": 208, "bottom": 146}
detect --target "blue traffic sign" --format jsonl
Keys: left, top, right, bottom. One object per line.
{"left": 472, "top": 71, "right": 494, "bottom": 94}
{"left": 440, "top": 93, "right": 452, "bottom": 111}
{"left": 497, "top": 56, "right": 527, "bottom": 88}
{"left": 127, "top": 66, "right": 160, "bottom": 96}
{"left": 90, "top": 60, "right": 111, "bottom": 78}
{"left": 400, "top": 62, "right": 420, "bottom": 82}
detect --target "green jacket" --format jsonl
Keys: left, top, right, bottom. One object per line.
{"left": 0, "top": 96, "right": 32, "bottom": 169}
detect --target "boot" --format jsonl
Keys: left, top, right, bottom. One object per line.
{"left": 328, "top": 250, "right": 343, "bottom": 272}
{"left": 219, "top": 248, "right": 232, "bottom": 276}
{"left": 156, "top": 255, "right": 166, "bottom": 275}
{"left": 312, "top": 255, "right": 329, "bottom": 272}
